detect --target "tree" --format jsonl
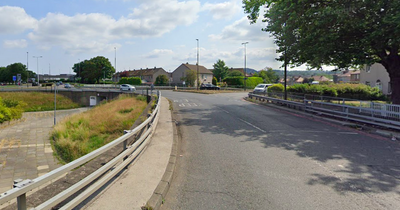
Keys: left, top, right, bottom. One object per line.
{"left": 155, "top": 75, "right": 169, "bottom": 85}
{"left": 72, "top": 56, "right": 115, "bottom": 84}
{"left": 228, "top": 70, "right": 244, "bottom": 77}
{"left": 243, "top": 0, "right": 400, "bottom": 104}
{"left": 181, "top": 70, "right": 196, "bottom": 87}
{"left": 253, "top": 67, "right": 279, "bottom": 83}
{"left": 212, "top": 59, "right": 229, "bottom": 81}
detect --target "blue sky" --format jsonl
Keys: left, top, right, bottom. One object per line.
{"left": 0, "top": 0, "right": 283, "bottom": 75}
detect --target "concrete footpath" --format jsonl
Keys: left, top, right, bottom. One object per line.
{"left": 0, "top": 108, "right": 89, "bottom": 193}
{"left": 83, "top": 97, "right": 174, "bottom": 210}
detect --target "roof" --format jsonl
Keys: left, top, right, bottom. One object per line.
{"left": 312, "top": 75, "right": 330, "bottom": 82}
{"left": 124, "top": 67, "right": 166, "bottom": 77}
{"left": 180, "top": 63, "right": 212, "bottom": 74}
{"left": 350, "top": 70, "right": 360, "bottom": 75}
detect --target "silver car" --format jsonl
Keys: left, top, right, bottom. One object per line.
{"left": 253, "top": 84, "right": 272, "bottom": 93}
{"left": 120, "top": 84, "right": 136, "bottom": 91}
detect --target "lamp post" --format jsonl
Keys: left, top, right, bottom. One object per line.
{"left": 242, "top": 42, "right": 249, "bottom": 91}
{"left": 26, "top": 52, "right": 29, "bottom": 86}
{"left": 33, "top": 56, "right": 42, "bottom": 86}
{"left": 78, "top": 59, "right": 81, "bottom": 84}
{"left": 196, "top": 39, "right": 199, "bottom": 90}
{"left": 114, "top": 47, "right": 117, "bottom": 71}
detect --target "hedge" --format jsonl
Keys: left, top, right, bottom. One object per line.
{"left": 223, "top": 76, "right": 263, "bottom": 88}
{"left": 287, "top": 83, "right": 385, "bottom": 100}
{"left": 118, "top": 77, "right": 141, "bottom": 85}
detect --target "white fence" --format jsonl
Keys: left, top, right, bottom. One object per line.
{"left": 0, "top": 91, "right": 161, "bottom": 210}
{"left": 249, "top": 92, "right": 400, "bottom": 130}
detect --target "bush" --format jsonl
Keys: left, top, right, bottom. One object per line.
{"left": 118, "top": 77, "right": 141, "bottom": 85}
{"left": 155, "top": 75, "right": 169, "bottom": 85}
{"left": 246, "top": 77, "right": 264, "bottom": 88}
{"left": 212, "top": 77, "right": 217, "bottom": 85}
{"left": 223, "top": 76, "right": 244, "bottom": 87}
{"left": 268, "top": 83, "right": 284, "bottom": 92}
{"left": 0, "top": 97, "right": 26, "bottom": 123}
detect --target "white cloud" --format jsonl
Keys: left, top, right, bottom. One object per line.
{"left": 3, "top": 39, "right": 28, "bottom": 48}
{"left": 209, "top": 16, "right": 270, "bottom": 42}
{"left": 27, "top": 0, "right": 201, "bottom": 53}
{"left": 0, "top": 6, "right": 37, "bottom": 34}
{"left": 143, "top": 49, "right": 174, "bottom": 59}
{"left": 202, "top": 1, "right": 241, "bottom": 20}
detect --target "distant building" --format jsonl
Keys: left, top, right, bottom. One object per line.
{"left": 360, "top": 63, "right": 391, "bottom": 95}
{"left": 172, "top": 63, "right": 213, "bottom": 86}
{"left": 40, "top": 74, "right": 75, "bottom": 82}
{"left": 113, "top": 67, "right": 169, "bottom": 84}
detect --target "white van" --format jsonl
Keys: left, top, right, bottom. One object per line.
{"left": 253, "top": 84, "right": 273, "bottom": 93}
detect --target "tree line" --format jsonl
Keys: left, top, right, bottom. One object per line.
{"left": 0, "top": 63, "right": 35, "bottom": 83}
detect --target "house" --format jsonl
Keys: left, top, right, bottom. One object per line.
{"left": 350, "top": 70, "right": 360, "bottom": 83}
{"left": 311, "top": 75, "right": 330, "bottom": 82}
{"left": 333, "top": 70, "right": 360, "bottom": 83}
{"left": 172, "top": 63, "right": 213, "bottom": 86}
{"left": 113, "top": 67, "right": 169, "bottom": 84}
{"left": 360, "top": 63, "right": 391, "bottom": 95}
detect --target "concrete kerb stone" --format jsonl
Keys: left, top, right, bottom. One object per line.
{"left": 145, "top": 99, "right": 180, "bottom": 210}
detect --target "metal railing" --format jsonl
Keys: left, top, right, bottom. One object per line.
{"left": 0, "top": 91, "right": 162, "bottom": 210}
{"left": 249, "top": 92, "right": 400, "bottom": 130}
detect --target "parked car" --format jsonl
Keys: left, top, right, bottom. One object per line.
{"left": 200, "top": 83, "right": 220, "bottom": 90}
{"left": 253, "top": 84, "right": 273, "bottom": 93}
{"left": 64, "top": 83, "right": 72, "bottom": 88}
{"left": 120, "top": 84, "right": 136, "bottom": 91}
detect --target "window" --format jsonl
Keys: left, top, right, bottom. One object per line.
{"left": 376, "top": 80, "right": 382, "bottom": 91}
{"left": 365, "top": 81, "right": 370, "bottom": 86}
{"left": 366, "top": 65, "right": 371, "bottom": 73}
{"left": 388, "top": 82, "right": 392, "bottom": 94}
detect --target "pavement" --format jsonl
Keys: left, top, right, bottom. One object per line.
{"left": 82, "top": 97, "right": 175, "bottom": 210}
{"left": 0, "top": 108, "right": 89, "bottom": 193}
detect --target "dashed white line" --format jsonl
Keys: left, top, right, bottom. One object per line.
{"left": 238, "top": 118, "right": 267, "bottom": 133}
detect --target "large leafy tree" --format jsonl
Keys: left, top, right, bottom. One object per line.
{"left": 155, "top": 74, "right": 169, "bottom": 85}
{"left": 243, "top": 0, "right": 400, "bottom": 104}
{"left": 181, "top": 70, "right": 197, "bottom": 87}
{"left": 212, "top": 59, "right": 229, "bottom": 81}
{"left": 0, "top": 63, "right": 34, "bottom": 83}
{"left": 72, "top": 56, "right": 115, "bottom": 84}
{"left": 253, "top": 67, "right": 279, "bottom": 83}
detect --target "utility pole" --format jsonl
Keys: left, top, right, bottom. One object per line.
{"left": 242, "top": 42, "right": 249, "bottom": 91}
{"left": 33, "top": 56, "right": 42, "bottom": 86}
{"left": 196, "top": 39, "right": 199, "bottom": 90}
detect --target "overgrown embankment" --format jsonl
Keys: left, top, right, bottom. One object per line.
{"left": 0, "top": 92, "right": 80, "bottom": 111}
{"left": 51, "top": 95, "right": 147, "bottom": 163}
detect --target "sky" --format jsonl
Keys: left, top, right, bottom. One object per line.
{"left": 0, "top": 0, "right": 287, "bottom": 75}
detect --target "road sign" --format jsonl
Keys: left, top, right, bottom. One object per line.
{"left": 13, "top": 76, "right": 16, "bottom": 81}
{"left": 17, "top": 74, "right": 21, "bottom": 81}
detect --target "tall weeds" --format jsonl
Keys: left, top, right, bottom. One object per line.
{"left": 51, "top": 95, "right": 147, "bottom": 163}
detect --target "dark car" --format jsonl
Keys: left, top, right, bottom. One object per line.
{"left": 200, "top": 83, "right": 220, "bottom": 90}
{"left": 64, "top": 83, "right": 72, "bottom": 88}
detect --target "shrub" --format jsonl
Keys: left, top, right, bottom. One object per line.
{"left": 212, "top": 77, "right": 217, "bottom": 85}
{"left": 223, "top": 76, "right": 244, "bottom": 87}
{"left": 155, "top": 75, "right": 169, "bottom": 85}
{"left": 119, "top": 77, "right": 141, "bottom": 85}
{"left": 246, "top": 77, "right": 264, "bottom": 88}
{"left": 0, "top": 97, "right": 26, "bottom": 123}
{"left": 268, "top": 83, "right": 284, "bottom": 92}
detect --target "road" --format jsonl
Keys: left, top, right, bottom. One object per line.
{"left": 160, "top": 90, "right": 400, "bottom": 210}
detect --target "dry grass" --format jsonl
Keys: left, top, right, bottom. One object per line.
{"left": 0, "top": 92, "right": 80, "bottom": 111}
{"left": 51, "top": 95, "right": 147, "bottom": 163}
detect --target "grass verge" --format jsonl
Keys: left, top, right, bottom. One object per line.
{"left": 0, "top": 92, "right": 80, "bottom": 111}
{"left": 51, "top": 95, "right": 147, "bottom": 163}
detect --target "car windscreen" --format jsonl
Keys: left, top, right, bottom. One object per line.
{"left": 256, "top": 85, "right": 266, "bottom": 88}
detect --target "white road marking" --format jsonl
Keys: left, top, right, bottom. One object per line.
{"left": 184, "top": 99, "right": 189, "bottom": 102}
{"left": 174, "top": 100, "right": 178, "bottom": 102}
{"left": 338, "top": 132, "right": 359, "bottom": 135}
{"left": 179, "top": 103, "right": 185, "bottom": 107}
{"left": 238, "top": 118, "right": 266, "bottom": 133}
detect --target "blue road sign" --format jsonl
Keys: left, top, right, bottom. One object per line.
{"left": 13, "top": 76, "right": 16, "bottom": 81}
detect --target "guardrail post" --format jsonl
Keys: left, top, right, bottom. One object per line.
{"left": 13, "top": 179, "right": 27, "bottom": 210}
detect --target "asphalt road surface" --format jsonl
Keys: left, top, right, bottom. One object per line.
{"left": 160, "top": 90, "right": 400, "bottom": 210}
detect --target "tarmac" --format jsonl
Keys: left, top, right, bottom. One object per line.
{"left": 0, "top": 108, "right": 89, "bottom": 193}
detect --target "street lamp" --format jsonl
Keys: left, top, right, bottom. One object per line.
{"left": 242, "top": 42, "right": 249, "bottom": 91}
{"left": 114, "top": 47, "right": 117, "bottom": 71}
{"left": 196, "top": 39, "right": 199, "bottom": 90}
{"left": 33, "top": 56, "right": 42, "bottom": 86}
